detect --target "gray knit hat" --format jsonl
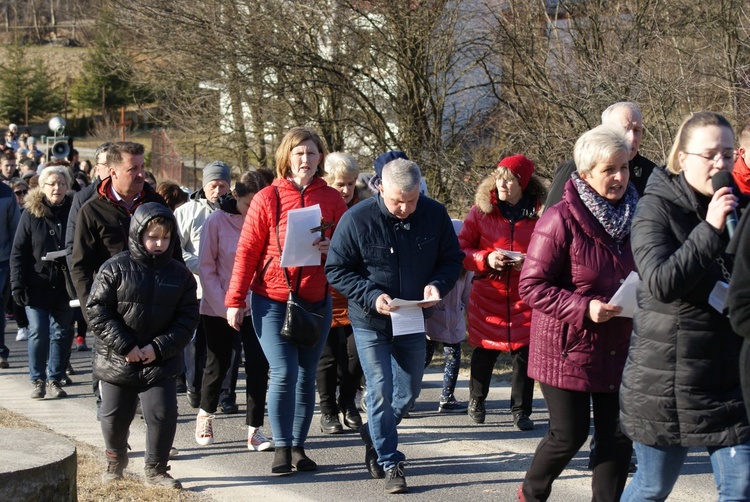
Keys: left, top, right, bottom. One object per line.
{"left": 203, "top": 161, "right": 231, "bottom": 186}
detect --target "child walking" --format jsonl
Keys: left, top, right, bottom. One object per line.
{"left": 424, "top": 219, "right": 473, "bottom": 412}
{"left": 87, "top": 202, "right": 199, "bottom": 488}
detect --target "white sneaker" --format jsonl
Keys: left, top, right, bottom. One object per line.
{"left": 248, "top": 427, "right": 274, "bottom": 451}
{"left": 195, "top": 413, "right": 215, "bottom": 445}
{"left": 16, "top": 327, "right": 27, "bottom": 341}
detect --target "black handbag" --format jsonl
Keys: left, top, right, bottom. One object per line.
{"left": 273, "top": 187, "right": 325, "bottom": 348}
{"left": 281, "top": 290, "right": 324, "bottom": 348}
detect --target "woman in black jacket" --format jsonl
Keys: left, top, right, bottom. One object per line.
{"left": 10, "top": 164, "right": 73, "bottom": 399}
{"left": 620, "top": 112, "right": 750, "bottom": 501}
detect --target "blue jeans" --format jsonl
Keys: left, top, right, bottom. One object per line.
{"left": 0, "top": 260, "right": 8, "bottom": 359}
{"left": 26, "top": 305, "right": 73, "bottom": 382}
{"left": 622, "top": 440, "right": 750, "bottom": 501}
{"left": 251, "top": 293, "right": 331, "bottom": 448}
{"left": 355, "top": 327, "right": 426, "bottom": 470}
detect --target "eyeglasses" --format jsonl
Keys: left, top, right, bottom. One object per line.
{"left": 43, "top": 182, "right": 67, "bottom": 188}
{"left": 684, "top": 150, "right": 736, "bottom": 163}
{"left": 14, "top": 189, "right": 27, "bottom": 196}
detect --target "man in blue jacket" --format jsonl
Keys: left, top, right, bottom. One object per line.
{"left": 326, "top": 158, "right": 464, "bottom": 494}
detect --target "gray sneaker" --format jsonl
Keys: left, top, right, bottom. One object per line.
{"left": 384, "top": 462, "right": 408, "bottom": 494}
{"left": 31, "top": 379, "right": 45, "bottom": 399}
{"left": 47, "top": 380, "right": 67, "bottom": 398}
{"left": 102, "top": 451, "right": 128, "bottom": 483}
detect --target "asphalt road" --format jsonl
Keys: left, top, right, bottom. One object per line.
{"left": 0, "top": 322, "right": 718, "bottom": 501}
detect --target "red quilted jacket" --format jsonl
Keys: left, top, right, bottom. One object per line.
{"left": 225, "top": 177, "right": 347, "bottom": 308}
{"left": 458, "top": 175, "right": 544, "bottom": 351}
{"left": 519, "top": 179, "right": 635, "bottom": 393}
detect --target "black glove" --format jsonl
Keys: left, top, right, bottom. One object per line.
{"left": 12, "top": 289, "right": 28, "bottom": 307}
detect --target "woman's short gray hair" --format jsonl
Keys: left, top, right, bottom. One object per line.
{"left": 38, "top": 165, "right": 71, "bottom": 188}
{"left": 324, "top": 152, "right": 359, "bottom": 183}
{"left": 381, "top": 158, "right": 421, "bottom": 192}
{"left": 574, "top": 125, "right": 630, "bottom": 176}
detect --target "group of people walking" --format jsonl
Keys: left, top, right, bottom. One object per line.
{"left": 1, "top": 101, "right": 748, "bottom": 501}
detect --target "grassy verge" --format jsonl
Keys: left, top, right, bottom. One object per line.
{"left": 0, "top": 409, "right": 209, "bottom": 502}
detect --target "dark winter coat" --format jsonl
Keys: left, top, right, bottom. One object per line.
{"left": 10, "top": 189, "right": 72, "bottom": 310}
{"left": 519, "top": 178, "right": 635, "bottom": 393}
{"left": 70, "top": 176, "right": 180, "bottom": 313}
{"left": 325, "top": 192, "right": 464, "bottom": 335}
{"left": 87, "top": 203, "right": 199, "bottom": 387}
{"left": 459, "top": 175, "right": 546, "bottom": 351}
{"left": 620, "top": 167, "right": 750, "bottom": 447}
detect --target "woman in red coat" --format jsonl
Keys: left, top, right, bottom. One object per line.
{"left": 458, "top": 155, "right": 546, "bottom": 430}
{"left": 517, "top": 125, "right": 637, "bottom": 502}
{"left": 225, "top": 127, "right": 348, "bottom": 475}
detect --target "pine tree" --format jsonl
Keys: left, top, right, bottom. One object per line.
{"left": 0, "top": 45, "right": 63, "bottom": 124}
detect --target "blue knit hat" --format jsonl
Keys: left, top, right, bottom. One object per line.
{"left": 373, "top": 150, "right": 409, "bottom": 177}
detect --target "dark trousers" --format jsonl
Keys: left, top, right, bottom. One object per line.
{"left": 13, "top": 298, "right": 28, "bottom": 328}
{"left": 316, "top": 325, "right": 363, "bottom": 414}
{"left": 521, "top": 383, "right": 632, "bottom": 502}
{"left": 100, "top": 378, "right": 178, "bottom": 466}
{"left": 218, "top": 329, "right": 242, "bottom": 406}
{"left": 184, "top": 319, "right": 206, "bottom": 394}
{"left": 200, "top": 314, "right": 269, "bottom": 426}
{"left": 469, "top": 345, "right": 534, "bottom": 416}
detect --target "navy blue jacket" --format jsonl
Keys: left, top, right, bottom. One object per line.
{"left": 325, "top": 193, "right": 464, "bottom": 334}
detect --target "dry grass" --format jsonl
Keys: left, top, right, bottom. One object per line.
{"left": 0, "top": 409, "right": 210, "bottom": 502}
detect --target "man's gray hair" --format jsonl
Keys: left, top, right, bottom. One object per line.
{"left": 95, "top": 142, "right": 113, "bottom": 161}
{"left": 601, "top": 101, "right": 642, "bottom": 124}
{"left": 381, "top": 158, "right": 422, "bottom": 192}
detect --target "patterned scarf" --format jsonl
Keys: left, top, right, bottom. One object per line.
{"left": 572, "top": 172, "right": 638, "bottom": 244}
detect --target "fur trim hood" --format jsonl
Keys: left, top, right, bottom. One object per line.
{"left": 24, "top": 188, "right": 72, "bottom": 219}
{"left": 474, "top": 174, "right": 547, "bottom": 215}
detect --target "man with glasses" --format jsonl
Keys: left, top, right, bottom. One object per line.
{"left": 545, "top": 101, "right": 659, "bottom": 208}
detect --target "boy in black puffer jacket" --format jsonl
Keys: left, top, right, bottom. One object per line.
{"left": 87, "top": 202, "right": 199, "bottom": 489}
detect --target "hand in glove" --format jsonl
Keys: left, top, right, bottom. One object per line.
{"left": 12, "top": 289, "right": 28, "bottom": 306}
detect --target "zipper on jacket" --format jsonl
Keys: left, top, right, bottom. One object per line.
{"left": 505, "top": 221, "right": 515, "bottom": 345}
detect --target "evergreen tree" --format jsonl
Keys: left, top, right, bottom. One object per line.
{"left": 0, "top": 45, "right": 63, "bottom": 124}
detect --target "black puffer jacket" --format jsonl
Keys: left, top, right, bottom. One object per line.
{"left": 620, "top": 167, "right": 750, "bottom": 447}
{"left": 87, "top": 203, "right": 199, "bottom": 387}
{"left": 10, "top": 189, "right": 72, "bottom": 310}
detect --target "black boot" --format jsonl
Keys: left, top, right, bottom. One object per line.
{"left": 292, "top": 446, "right": 318, "bottom": 471}
{"left": 272, "top": 446, "right": 292, "bottom": 475}
{"left": 144, "top": 462, "right": 181, "bottom": 489}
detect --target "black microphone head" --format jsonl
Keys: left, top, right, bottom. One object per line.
{"left": 711, "top": 170, "right": 736, "bottom": 193}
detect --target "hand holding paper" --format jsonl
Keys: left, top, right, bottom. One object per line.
{"left": 608, "top": 271, "right": 639, "bottom": 318}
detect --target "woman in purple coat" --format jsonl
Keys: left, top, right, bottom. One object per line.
{"left": 517, "top": 125, "right": 637, "bottom": 501}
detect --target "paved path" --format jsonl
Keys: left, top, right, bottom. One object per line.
{"left": 0, "top": 323, "right": 717, "bottom": 501}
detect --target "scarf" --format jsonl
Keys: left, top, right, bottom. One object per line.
{"left": 572, "top": 172, "right": 638, "bottom": 244}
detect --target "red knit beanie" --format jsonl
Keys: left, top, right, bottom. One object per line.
{"left": 496, "top": 154, "right": 535, "bottom": 190}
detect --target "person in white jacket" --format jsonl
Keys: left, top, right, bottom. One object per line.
{"left": 174, "top": 161, "right": 231, "bottom": 408}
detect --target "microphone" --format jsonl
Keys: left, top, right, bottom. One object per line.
{"left": 711, "top": 170, "right": 739, "bottom": 238}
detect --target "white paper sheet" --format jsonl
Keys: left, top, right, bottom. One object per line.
{"left": 390, "top": 306, "right": 425, "bottom": 336}
{"left": 609, "top": 271, "right": 639, "bottom": 318}
{"left": 496, "top": 248, "right": 524, "bottom": 262}
{"left": 280, "top": 205, "right": 323, "bottom": 268}
{"left": 42, "top": 249, "right": 67, "bottom": 261}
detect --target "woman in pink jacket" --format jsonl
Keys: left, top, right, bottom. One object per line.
{"left": 194, "top": 171, "right": 273, "bottom": 452}
{"left": 517, "top": 126, "right": 636, "bottom": 502}
{"left": 458, "top": 155, "right": 546, "bottom": 429}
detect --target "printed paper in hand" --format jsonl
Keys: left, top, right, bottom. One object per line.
{"left": 609, "top": 271, "right": 639, "bottom": 318}
{"left": 280, "top": 204, "right": 322, "bottom": 268}
{"left": 390, "top": 306, "right": 425, "bottom": 336}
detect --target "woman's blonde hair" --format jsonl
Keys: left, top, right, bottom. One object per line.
{"left": 666, "top": 112, "right": 733, "bottom": 175}
{"left": 324, "top": 152, "right": 359, "bottom": 184}
{"left": 275, "top": 127, "right": 328, "bottom": 179}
